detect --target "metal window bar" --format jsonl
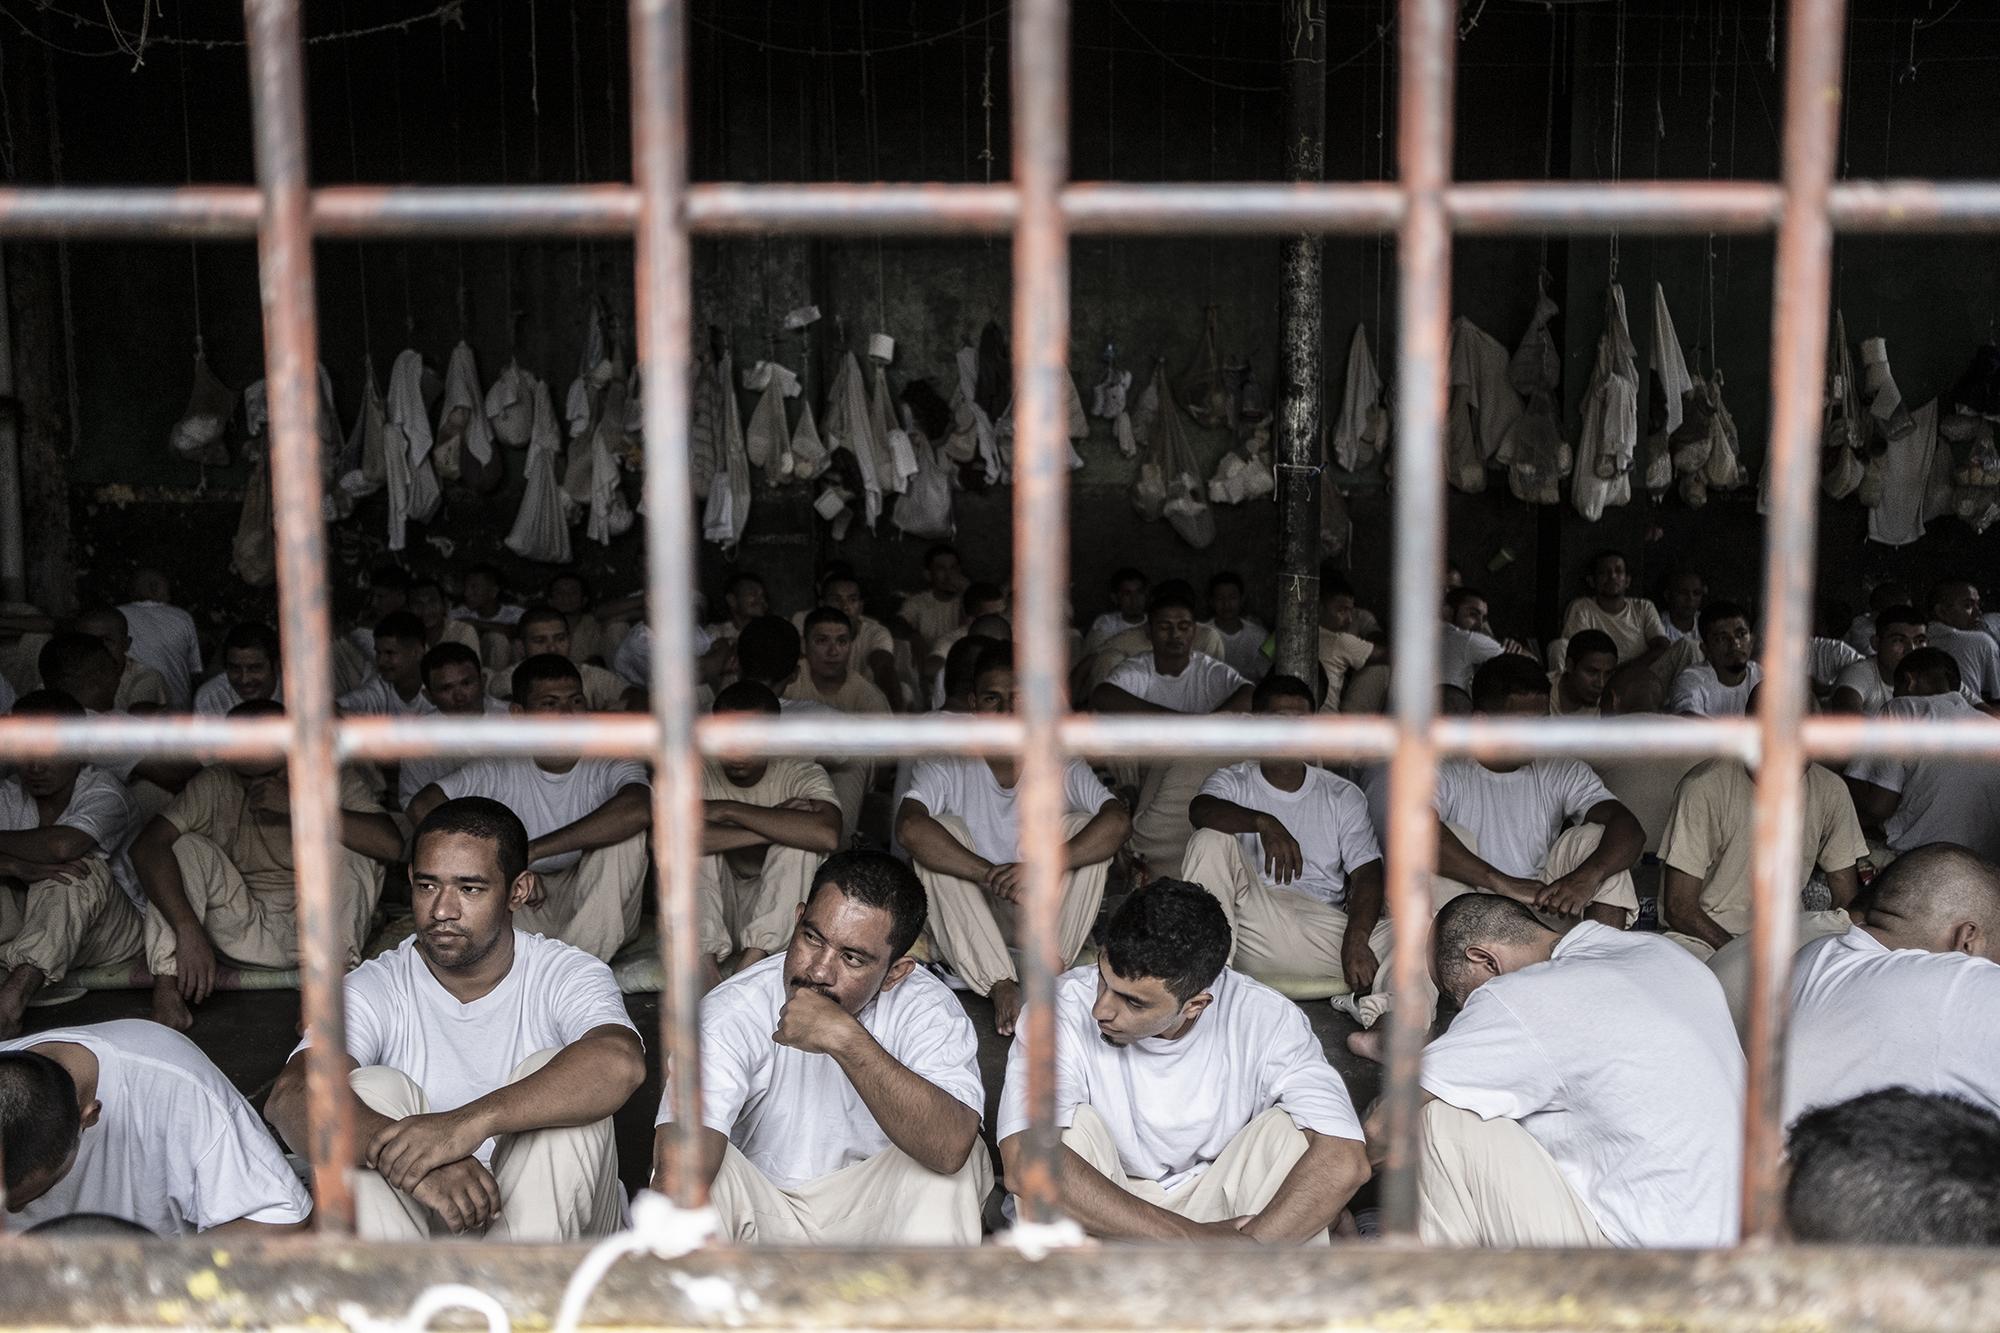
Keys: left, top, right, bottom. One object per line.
{"left": 0, "top": 0, "right": 1998, "bottom": 1319}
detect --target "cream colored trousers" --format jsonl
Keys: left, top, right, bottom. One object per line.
{"left": 0, "top": 858, "right": 142, "bottom": 986}
{"left": 1129, "top": 758, "right": 1224, "bottom": 878}
{"left": 1058, "top": 1105, "right": 1328, "bottom": 1243}
{"left": 142, "top": 833, "right": 385, "bottom": 975}
{"left": 913, "top": 813, "right": 1108, "bottom": 996}
{"left": 709, "top": 1141, "right": 991, "bottom": 1244}
{"left": 696, "top": 843, "right": 822, "bottom": 960}
{"left": 1434, "top": 823, "right": 1640, "bottom": 927}
{"left": 522, "top": 831, "right": 650, "bottom": 961}
{"left": 351, "top": 1049, "right": 625, "bottom": 1242}
{"left": 1418, "top": 1101, "right": 1608, "bottom": 1248}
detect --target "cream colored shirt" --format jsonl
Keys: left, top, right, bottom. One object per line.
{"left": 114, "top": 659, "right": 169, "bottom": 711}
{"left": 702, "top": 756, "right": 836, "bottom": 808}
{"left": 1316, "top": 629, "right": 1375, "bottom": 713}
{"left": 486, "top": 661, "right": 629, "bottom": 712}
{"left": 163, "top": 765, "right": 384, "bottom": 894}
{"left": 792, "top": 611, "right": 897, "bottom": 671}
{"left": 1560, "top": 597, "right": 1666, "bottom": 665}
{"left": 1097, "top": 622, "right": 1229, "bottom": 666}
{"left": 784, "top": 670, "right": 891, "bottom": 715}
{"left": 898, "top": 590, "right": 963, "bottom": 654}
{"left": 1658, "top": 758, "right": 1867, "bottom": 938}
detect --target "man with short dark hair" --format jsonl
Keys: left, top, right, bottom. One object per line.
{"left": 996, "top": 882, "right": 1368, "bottom": 1243}
{"left": 71, "top": 607, "right": 167, "bottom": 712}
{"left": 1784, "top": 1089, "right": 2000, "bottom": 1245}
{"left": 1927, "top": 579, "right": 2000, "bottom": 703}
{"left": 484, "top": 606, "right": 632, "bottom": 711}
{"left": 118, "top": 569, "right": 203, "bottom": 710}
{"left": 1315, "top": 573, "right": 1385, "bottom": 712}
{"left": 652, "top": 850, "right": 988, "bottom": 1243}
{"left": 267, "top": 797, "right": 644, "bottom": 1241}
{"left": 193, "top": 623, "right": 284, "bottom": 716}
{"left": 407, "top": 656, "right": 651, "bottom": 961}
{"left": 396, "top": 643, "right": 507, "bottom": 809}
{"left": 1092, "top": 582, "right": 1251, "bottom": 715}
{"left": 1375, "top": 894, "right": 1743, "bottom": 1248}
{"left": 1560, "top": 550, "right": 1669, "bottom": 669}
{"left": 899, "top": 644, "right": 1128, "bottom": 1037}
{"left": 740, "top": 616, "right": 871, "bottom": 838}
{"left": 1202, "top": 571, "right": 1270, "bottom": 683}
{"left": 35, "top": 634, "right": 121, "bottom": 715}
{"left": 1439, "top": 587, "right": 1505, "bottom": 696}
{"left": 703, "top": 571, "right": 769, "bottom": 647}
{"left": 1782, "top": 844, "right": 2000, "bottom": 1126}
{"left": 1083, "top": 567, "right": 1150, "bottom": 656}
{"left": 787, "top": 608, "right": 893, "bottom": 715}
{"left": 1550, "top": 629, "right": 1617, "bottom": 716}
{"left": 796, "top": 572, "right": 902, "bottom": 709}
{"left": 338, "top": 611, "right": 436, "bottom": 717}
{"left": 1830, "top": 603, "right": 1928, "bottom": 715}
{"left": 899, "top": 543, "right": 970, "bottom": 662}
{"left": 452, "top": 563, "right": 526, "bottom": 669}
{"left": 1667, "top": 601, "right": 1762, "bottom": 716}
{"left": 1, "top": 1021, "right": 311, "bottom": 1235}
{"left": 1846, "top": 648, "right": 2000, "bottom": 863}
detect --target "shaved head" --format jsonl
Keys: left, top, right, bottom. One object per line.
{"left": 1863, "top": 843, "right": 2000, "bottom": 961}
{"left": 1431, "top": 893, "right": 1557, "bottom": 1006}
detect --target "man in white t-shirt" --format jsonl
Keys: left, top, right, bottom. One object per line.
{"left": 1927, "top": 579, "right": 2000, "bottom": 703}
{"left": 1316, "top": 574, "right": 1383, "bottom": 713}
{"left": 1661, "top": 569, "right": 1706, "bottom": 643}
{"left": 797, "top": 572, "right": 903, "bottom": 710}
{"left": 1433, "top": 655, "right": 1644, "bottom": 929}
{"left": 1846, "top": 649, "right": 2000, "bottom": 863}
{"left": 1082, "top": 567, "right": 1150, "bottom": 657}
{"left": 130, "top": 699, "right": 403, "bottom": 1031}
{"left": 899, "top": 643, "right": 1128, "bottom": 1037}
{"left": 1667, "top": 600, "right": 1763, "bottom": 716}
{"left": 653, "top": 850, "right": 989, "bottom": 1244}
{"left": 1783, "top": 843, "right": 2000, "bottom": 1126}
{"left": 485, "top": 606, "right": 634, "bottom": 712}
{"left": 2, "top": 1019, "right": 311, "bottom": 1235}
{"left": 995, "top": 882, "right": 1368, "bottom": 1242}
{"left": 451, "top": 563, "right": 527, "bottom": 670}
{"left": 337, "top": 611, "right": 437, "bottom": 719}
{"left": 1092, "top": 582, "right": 1252, "bottom": 716}
{"left": 1202, "top": 571, "right": 1271, "bottom": 684}
{"left": 898, "top": 543, "right": 971, "bottom": 663}
{"left": 396, "top": 643, "right": 509, "bottom": 809}
{"left": 1439, "top": 588, "right": 1508, "bottom": 696}
{"left": 1830, "top": 603, "right": 1926, "bottom": 715}
{"left": 700, "top": 681, "right": 841, "bottom": 978}
{"left": 118, "top": 568, "right": 204, "bottom": 711}
{"left": 408, "top": 656, "right": 652, "bottom": 962}
{"left": 268, "top": 798, "right": 644, "bottom": 1240}
{"left": 1374, "top": 894, "right": 1743, "bottom": 1248}
{"left": 1560, "top": 551, "right": 1670, "bottom": 670}
{"left": 192, "top": 622, "right": 285, "bottom": 716}
{"left": 1182, "top": 673, "right": 1392, "bottom": 1019}
{"left": 0, "top": 691, "right": 145, "bottom": 1037}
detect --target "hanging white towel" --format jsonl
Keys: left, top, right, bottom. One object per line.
{"left": 703, "top": 357, "right": 752, "bottom": 548}
{"left": 1646, "top": 283, "right": 1693, "bottom": 495}
{"left": 1571, "top": 285, "right": 1637, "bottom": 522}
{"left": 385, "top": 348, "right": 442, "bottom": 551}
{"left": 949, "top": 344, "right": 1002, "bottom": 482}
{"left": 1332, "top": 324, "right": 1386, "bottom": 472}
{"left": 868, "top": 361, "right": 918, "bottom": 495}
{"left": 565, "top": 308, "right": 608, "bottom": 439}
{"left": 434, "top": 341, "right": 496, "bottom": 482}
{"left": 504, "top": 376, "right": 573, "bottom": 564}
{"left": 825, "top": 352, "right": 885, "bottom": 529}
{"left": 340, "top": 358, "right": 388, "bottom": 499}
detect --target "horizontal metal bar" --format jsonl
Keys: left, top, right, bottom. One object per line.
{"left": 0, "top": 714, "right": 291, "bottom": 760}
{"left": 1060, "top": 713, "right": 1400, "bottom": 760}
{"left": 1434, "top": 715, "right": 1762, "bottom": 763}
{"left": 1446, "top": 181, "right": 1784, "bottom": 233}
{"left": 1802, "top": 713, "right": 2000, "bottom": 761}
{"left": 688, "top": 183, "right": 1020, "bottom": 234}
{"left": 0, "top": 186, "right": 261, "bottom": 238}
{"left": 5, "top": 1237, "right": 2000, "bottom": 1331}
{"left": 1062, "top": 182, "right": 1405, "bottom": 234}
{"left": 335, "top": 714, "right": 662, "bottom": 761}
{"left": 313, "top": 185, "right": 641, "bottom": 236}
{"left": 1828, "top": 180, "right": 2000, "bottom": 231}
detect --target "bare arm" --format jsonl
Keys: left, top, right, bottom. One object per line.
{"left": 130, "top": 815, "right": 197, "bottom": 931}
{"left": 866, "top": 649, "right": 902, "bottom": 713}
{"left": 267, "top": 1048, "right": 393, "bottom": 1167}
{"left": 339, "top": 809, "right": 407, "bottom": 863}
{"left": 1189, "top": 795, "right": 1303, "bottom": 884}
{"left": 1240, "top": 1131, "right": 1370, "bottom": 1243}
{"left": 707, "top": 798, "right": 840, "bottom": 854}
{"left": 648, "top": 1123, "right": 731, "bottom": 1197}
{"left": 1661, "top": 866, "right": 1733, "bottom": 951}
{"left": 528, "top": 784, "right": 651, "bottom": 864}
{"left": 1064, "top": 800, "right": 1130, "bottom": 868}
{"left": 1340, "top": 859, "right": 1386, "bottom": 993}
{"left": 404, "top": 783, "right": 447, "bottom": 830}
{"left": 1362, "top": 1089, "right": 1435, "bottom": 1169}
{"left": 896, "top": 800, "right": 992, "bottom": 881}
{"left": 1824, "top": 862, "right": 1862, "bottom": 912}
{"left": 1535, "top": 799, "right": 1644, "bottom": 918}
{"left": 0, "top": 826, "right": 96, "bottom": 865}
{"left": 1828, "top": 686, "right": 1867, "bottom": 716}
{"left": 1435, "top": 822, "right": 1543, "bottom": 906}
{"left": 1000, "top": 1133, "right": 1204, "bottom": 1241}
{"left": 1844, "top": 777, "right": 1900, "bottom": 836}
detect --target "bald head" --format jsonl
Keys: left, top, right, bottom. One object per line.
{"left": 1862, "top": 843, "right": 2000, "bottom": 961}
{"left": 1431, "top": 893, "right": 1559, "bottom": 1006}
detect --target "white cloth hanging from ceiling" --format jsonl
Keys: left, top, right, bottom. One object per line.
{"left": 565, "top": 308, "right": 610, "bottom": 440}
{"left": 504, "top": 375, "right": 573, "bottom": 564}
{"left": 485, "top": 358, "right": 537, "bottom": 447}
{"left": 1646, "top": 283, "right": 1694, "bottom": 496}
{"left": 1571, "top": 285, "right": 1638, "bottom": 523}
{"left": 1092, "top": 352, "right": 1138, "bottom": 460}
{"left": 868, "top": 360, "right": 919, "bottom": 495}
{"left": 339, "top": 358, "right": 388, "bottom": 501}
{"left": 434, "top": 341, "right": 496, "bottom": 482}
{"left": 948, "top": 343, "right": 1002, "bottom": 483}
{"left": 825, "top": 352, "right": 886, "bottom": 530}
{"left": 1868, "top": 399, "right": 1944, "bottom": 547}
{"left": 1332, "top": 324, "right": 1387, "bottom": 473}
{"left": 789, "top": 398, "right": 829, "bottom": 481}
{"left": 1445, "top": 318, "right": 1523, "bottom": 494}
{"left": 689, "top": 352, "right": 722, "bottom": 502}
{"left": 384, "top": 348, "right": 442, "bottom": 552}
{"left": 703, "top": 351, "right": 752, "bottom": 548}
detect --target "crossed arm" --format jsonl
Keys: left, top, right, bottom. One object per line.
{"left": 703, "top": 797, "right": 841, "bottom": 855}
{"left": 896, "top": 797, "right": 1130, "bottom": 899}
{"left": 1436, "top": 799, "right": 1641, "bottom": 921}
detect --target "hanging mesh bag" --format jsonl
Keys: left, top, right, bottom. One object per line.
{"left": 1177, "top": 305, "right": 1232, "bottom": 431}
{"left": 169, "top": 347, "right": 236, "bottom": 467}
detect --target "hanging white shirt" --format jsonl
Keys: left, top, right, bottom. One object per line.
{"left": 431, "top": 756, "right": 650, "bottom": 872}
{"left": 1418, "top": 924, "right": 1744, "bottom": 1247}
{"left": 1196, "top": 763, "right": 1381, "bottom": 907}
{"left": 1, "top": 1019, "right": 312, "bottom": 1234}
{"left": 903, "top": 756, "right": 1116, "bottom": 865}
{"left": 1784, "top": 924, "right": 2000, "bottom": 1125}
{"left": 1666, "top": 661, "right": 1763, "bottom": 717}
{"left": 192, "top": 673, "right": 284, "bottom": 717}
{"left": 1432, "top": 758, "right": 1615, "bottom": 879}
{"left": 118, "top": 600, "right": 204, "bottom": 710}
{"left": 336, "top": 674, "right": 438, "bottom": 718}
{"left": 1439, "top": 622, "right": 1505, "bottom": 695}
{"left": 659, "top": 954, "right": 983, "bottom": 1191}
{"left": 995, "top": 965, "right": 1363, "bottom": 1195}
{"left": 1845, "top": 693, "right": 2000, "bottom": 861}
{"left": 1928, "top": 623, "right": 2000, "bottom": 700}
{"left": 1102, "top": 651, "right": 1248, "bottom": 715}
{"left": 295, "top": 931, "right": 636, "bottom": 1166}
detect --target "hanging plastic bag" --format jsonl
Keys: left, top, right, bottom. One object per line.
{"left": 744, "top": 374, "right": 790, "bottom": 475}
{"left": 1701, "top": 369, "right": 1747, "bottom": 491}
{"left": 1331, "top": 325, "right": 1386, "bottom": 472}
{"left": 169, "top": 346, "right": 236, "bottom": 467}
{"left": 893, "top": 434, "right": 956, "bottom": 539}
{"left": 232, "top": 444, "right": 277, "bottom": 588}
{"left": 1571, "top": 285, "right": 1637, "bottom": 522}
{"left": 504, "top": 376, "right": 573, "bottom": 564}
{"left": 1496, "top": 281, "right": 1571, "bottom": 505}
{"left": 385, "top": 348, "right": 443, "bottom": 552}
{"left": 1177, "top": 305, "right": 1231, "bottom": 430}
{"left": 485, "top": 358, "right": 537, "bottom": 447}
{"left": 790, "top": 399, "right": 828, "bottom": 481}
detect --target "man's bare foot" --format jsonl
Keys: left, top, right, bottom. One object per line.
{"left": 0, "top": 967, "right": 37, "bottom": 1040}
{"left": 151, "top": 978, "right": 194, "bottom": 1032}
{"left": 990, "top": 979, "right": 1023, "bottom": 1037}
{"left": 1345, "top": 1030, "right": 1385, "bottom": 1064}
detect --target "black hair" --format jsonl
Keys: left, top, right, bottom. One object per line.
{"left": 12, "top": 688, "right": 84, "bottom": 718}
{"left": 1431, "top": 892, "right": 1547, "bottom": 1002}
{"left": 0, "top": 1051, "right": 82, "bottom": 1194}
{"left": 373, "top": 610, "right": 427, "bottom": 648}
{"left": 1319, "top": 571, "right": 1356, "bottom": 603}
{"left": 70, "top": 605, "right": 128, "bottom": 637}
{"left": 1104, "top": 880, "right": 1230, "bottom": 1004}
{"left": 801, "top": 606, "right": 854, "bottom": 638}
{"left": 1109, "top": 566, "right": 1147, "bottom": 589}
{"left": 1895, "top": 646, "right": 1962, "bottom": 694}
{"left": 516, "top": 604, "right": 570, "bottom": 634}
{"left": 923, "top": 543, "right": 960, "bottom": 569}
{"left": 1146, "top": 580, "right": 1199, "bottom": 620}
{"left": 1586, "top": 548, "right": 1627, "bottom": 576}
{"left": 808, "top": 850, "right": 927, "bottom": 959}
{"left": 1443, "top": 586, "right": 1487, "bottom": 615}
{"left": 713, "top": 679, "right": 782, "bottom": 715}
{"left": 961, "top": 581, "right": 1006, "bottom": 613}
{"left": 546, "top": 569, "right": 591, "bottom": 597}
{"left": 724, "top": 570, "right": 767, "bottom": 597}
{"left": 222, "top": 622, "right": 282, "bottom": 662}
{"left": 229, "top": 699, "right": 285, "bottom": 719}
{"left": 972, "top": 640, "right": 1014, "bottom": 684}
{"left": 512, "top": 653, "right": 583, "bottom": 706}
{"left": 1470, "top": 653, "right": 1550, "bottom": 711}
{"left": 1874, "top": 603, "right": 1926, "bottom": 635}
{"left": 1207, "top": 570, "right": 1244, "bottom": 595}
{"left": 1698, "top": 600, "right": 1753, "bottom": 638}
{"left": 1566, "top": 629, "right": 1618, "bottom": 664}
{"left": 414, "top": 796, "right": 530, "bottom": 887}
{"left": 946, "top": 635, "right": 1002, "bottom": 701}
{"left": 1252, "top": 673, "right": 1316, "bottom": 713}
{"left": 1786, "top": 1088, "right": 2000, "bottom": 1245}
{"left": 37, "top": 633, "right": 115, "bottom": 692}
{"left": 736, "top": 616, "right": 803, "bottom": 685}
{"left": 420, "top": 641, "right": 483, "bottom": 684}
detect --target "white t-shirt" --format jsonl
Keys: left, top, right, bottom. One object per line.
{"left": 1103, "top": 651, "right": 1248, "bottom": 715}
{"left": 1666, "top": 661, "right": 1762, "bottom": 716}
{"left": 433, "top": 757, "right": 650, "bottom": 872}
{"left": 1560, "top": 597, "right": 1666, "bottom": 664}
{"left": 1843, "top": 613, "right": 1876, "bottom": 656}
{"left": 1931, "top": 623, "right": 2000, "bottom": 700}
{"left": 1196, "top": 763, "right": 1381, "bottom": 907}
{"left": 660, "top": 954, "right": 983, "bottom": 1191}
{"left": 1419, "top": 924, "right": 1744, "bottom": 1247}
{"left": 1808, "top": 636, "right": 1863, "bottom": 688}
{"left": 118, "top": 600, "right": 204, "bottom": 710}
{"left": 192, "top": 673, "right": 284, "bottom": 717}
{"left": 903, "top": 756, "right": 1115, "bottom": 865}
{"left": 0, "top": 765, "right": 139, "bottom": 855}
{"left": 1846, "top": 694, "right": 2000, "bottom": 861}
{"left": 1832, "top": 656, "right": 1895, "bottom": 714}
{"left": 1083, "top": 610, "right": 1147, "bottom": 657}
{"left": 450, "top": 603, "right": 525, "bottom": 627}
{"left": 996, "top": 966, "right": 1363, "bottom": 1194}
{"left": 397, "top": 696, "right": 510, "bottom": 807}
{"left": 1784, "top": 925, "right": 2000, "bottom": 1125}
{"left": 1432, "top": 759, "right": 1615, "bottom": 879}
{"left": 299, "top": 931, "right": 635, "bottom": 1165}
{"left": 2, "top": 1019, "right": 312, "bottom": 1234}
{"left": 1439, "top": 623, "right": 1504, "bottom": 695}
{"left": 1203, "top": 619, "right": 1272, "bottom": 683}
{"left": 609, "top": 623, "right": 714, "bottom": 689}
{"left": 337, "top": 674, "right": 437, "bottom": 718}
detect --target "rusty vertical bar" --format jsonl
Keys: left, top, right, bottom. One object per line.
{"left": 242, "top": 0, "right": 356, "bottom": 1232}
{"left": 629, "top": 0, "right": 705, "bottom": 1206}
{"left": 1377, "top": 0, "right": 1455, "bottom": 1240}
{"left": 1010, "top": 0, "right": 1071, "bottom": 1226}
{"left": 1740, "top": 0, "right": 1846, "bottom": 1245}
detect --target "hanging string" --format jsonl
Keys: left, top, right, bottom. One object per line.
{"left": 444, "top": 16, "right": 468, "bottom": 336}
{"left": 340, "top": 0, "right": 372, "bottom": 350}
{"left": 43, "top": 45, "right": 82, "bottom": 460}
{"left": 864, "top": 0, "right": 887, "bottom": 330}
{"left": 1539, "top": 7, "right": 1559, "bottom": 274}
{"left": 978, "top": 29, "right": 994, "bottom": 183}
{"left": 1606, "top": 0, "right": 1627, "bottom": 282}
{"left": 4, "top": 1, "right": 465, "bottom": 58}
{"left": 496, "top": 0, "right": 517, "bottom": 353}
{"left": 1702, "top": 0, "right": 1721, "bottom": 378}
{"left": 173, "top": 12, "right": 202, "bottom": 354}
{"left": 569, "top": 0, "right": 587, "bottom": 292}
{"left": 1372, "top": 0, "right": 1388, "bottom": 345}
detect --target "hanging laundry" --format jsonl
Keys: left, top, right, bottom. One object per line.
{"left": 745, "top": 377, "right": 790, "bottom": 478}
{"left": 311, "top": 364, "right": 349, "bottom": 520}
{"left": 1496, "top": 281, "right": 1571, "bottom": 505}
{"left": 1207, "top": 417, "right": 1276, "bottom": 506}
{"left": 436, "top": 341, "right": 502, "bottom": 493}
{"left": 1331, "top": 325, "right": 1387, "bottom": 473}
{"left": 1177, "top": 305, "right": 1231, "bottom": 430}
{"left": 867, "top": 357, "right": 919, "bottom": 496}
{"left": 789, "top": 399, "right": 828, "bottom": 481}
{"left": 485, "top": 358, "right": 538, "bottom": 447}
{"left": 824, "top": 352, "right": 886, "bottom": 530}
{"left": 565, "top": 307, "right": 612, "bottom": 440}
{"left": 1571, "top": 285, "right": 1638, "bottom": 522}
{"left": 1445, "top": 318, "right": 1525, "bottom": 494}
{"left": 1092, "top": 346, "right": 1139, "bottom": 461}
{"left": 689, "top": 351, "right": 722, "bottom": 502}
{"left": 892, "top": 434, "right": 956, "bottom": 539}
{"left": 1868, "top": 400, "right": 1944, "bottom": 546}
{"left": 1819, "top": 311, "right": 1866, "bottom": 500}
{"left": 1131, "top": 360, "right": 1214, "bottom": 548}
{"left": 504, "top": 376, "right": 573, "bottom": 564}
{"left": 384, "top": 348, "right": 443, "bottom": 553}
{"left": 168, "top": 346, "right": 235, "bottom": 467}
{"left": 946, "top": 342, "right": 998, "bottom": 477}
{"left": 1860, "top": 336, "right": 1916, "bottom": 444}
{"left": 339, "top": 357, "right": 389, "bottom": 504}
{"left": 1645, "top": 283, "right": 1694, "bottom": 498}
{"left": 702, "top": 352, "right": 752, "bottom": 549}
{"left": 231, "top": 445, "right": 276, "bottom": 588}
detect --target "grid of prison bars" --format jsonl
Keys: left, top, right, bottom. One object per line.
{"left": 0, "top": 0, "right": 1994, "bottom": 1270}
